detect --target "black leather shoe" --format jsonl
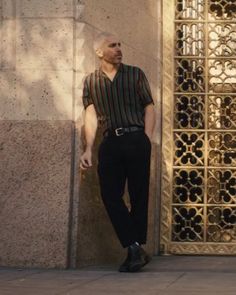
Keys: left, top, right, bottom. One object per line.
{"left": 118, "top": 253, "right": 131, "bottom": 272}
{"left": 119, "top": 244, "right": 151, "bottom": 272}
{"left": 128, "top": 244, "right": 149, "bottom": 272}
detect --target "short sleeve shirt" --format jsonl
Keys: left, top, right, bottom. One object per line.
{"left": 82, "top": 63, "right": 154, "bottom": 130}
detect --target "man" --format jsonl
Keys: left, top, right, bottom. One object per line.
{"left": 80, "top": 32, "right": 156, "bottom": 272}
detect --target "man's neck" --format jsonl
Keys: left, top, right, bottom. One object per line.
{"left": 100, "top": 61, "right": 121, "bottom": 74}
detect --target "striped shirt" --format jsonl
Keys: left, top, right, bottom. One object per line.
{"left": 82, "top": 63, "right": 154, "bottom": 130}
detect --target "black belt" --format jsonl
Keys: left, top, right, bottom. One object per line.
{"left": 103, "top": 126, "right": 144, "bottom": 137}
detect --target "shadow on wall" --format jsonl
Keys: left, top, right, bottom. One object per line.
{"left": 0, "top": 9, "right": 123, "bottom": 268}
{"left": 0, "top": 0, "right": 160, "bottom": 268}
{"left": 0, "top": 14, "right": 78, "bottom": 268}
{"left": 76, "top": 128, "right": 125, "bottom": 267}
{"left": 1, "top": 18, "right": 73, "bottom": 120}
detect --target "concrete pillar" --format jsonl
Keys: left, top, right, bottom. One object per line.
{"left": 0, "top": 0, "right": 74, "bottom": 268}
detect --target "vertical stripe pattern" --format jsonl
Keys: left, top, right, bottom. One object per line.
{"left": 82, "top": 63, "right": 154, "bottom": 130}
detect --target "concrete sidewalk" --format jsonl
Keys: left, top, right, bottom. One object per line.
{"left": 1, "top": 256, "right": 236, "bottom": 295}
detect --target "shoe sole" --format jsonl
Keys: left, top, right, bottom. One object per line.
{"left": 119, "top": 268, "right": 129, "bottom": 272}
{"left": 128, "top": 255, "right": 151, "bottom": 272}
{"left": 128, "top": 261, "right": 144, "bottom": 272}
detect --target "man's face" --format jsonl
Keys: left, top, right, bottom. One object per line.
{"left": 98, "top": 36, "right": 123, "bottom": 65}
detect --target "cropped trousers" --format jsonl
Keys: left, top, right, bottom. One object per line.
{"left": 97, "top": 130, "right": 151, "bottom": 248}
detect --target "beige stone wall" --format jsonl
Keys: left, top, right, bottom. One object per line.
{"left": 75, "top": 0, "right": 162, "bottom": 266}
{"left": 0, "top": 0, "right": 162, "bottom": 268}
{"left": 0, "top": 0, "right": 74, "bottom": 268}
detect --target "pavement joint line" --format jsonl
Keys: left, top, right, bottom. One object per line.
{"left": 55, "top": 272, "right": 113, "bottom": 295}
{"left": 4, "top": 270, "right": 43, "bottom": 282}
{"left": 164, "top": 272, "right": 186, "bottom": 289}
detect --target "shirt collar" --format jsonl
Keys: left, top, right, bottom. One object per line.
{"left": 97, "top": 63, "right": 126, "bottom": 77}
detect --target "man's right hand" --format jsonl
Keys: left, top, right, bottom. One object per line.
{"left": 80, "top": 149, "right": 92, "bottom": 170}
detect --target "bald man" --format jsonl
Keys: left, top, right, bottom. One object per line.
{"left": 81, "top": 32, "right": 156, "bottom": 272}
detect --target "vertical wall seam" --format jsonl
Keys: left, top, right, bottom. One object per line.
{"left": 154, "top": 0, "right": 164, "bottom": 255}
{"left": 13, "top": 0, "right": 17, "bottom": 70}
{"left": 0, "top": 0, "right": 3, "bottom": 69}
{"left": 66, "top": 0, "right": 77, "bottom": 269}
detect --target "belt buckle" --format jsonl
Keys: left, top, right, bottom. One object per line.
{"left": 115, "top": 128, "right": 124, "bottom": 136}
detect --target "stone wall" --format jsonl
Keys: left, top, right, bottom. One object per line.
{"left": 0, "top": 0, "right": 162, "bottom": 268}
{"left": 0, "top": 0, "right": 74, "bottom": 268}
{"left": 74, "top": 0, "right": 162, "bottom": 267}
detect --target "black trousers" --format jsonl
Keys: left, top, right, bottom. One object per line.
{"left": 97, "top": 131, "right": 151, "bottom": 248}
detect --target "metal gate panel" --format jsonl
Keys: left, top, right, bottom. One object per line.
{"left": 161, "top": 0, "right": 236, "bottom": 255}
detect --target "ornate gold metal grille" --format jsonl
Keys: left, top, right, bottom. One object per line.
{"left": 161, "top": 0, "right": 236, "bottom": 254}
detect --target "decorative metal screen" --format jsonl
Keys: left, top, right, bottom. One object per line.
{"left": 161, "top": 0, "right": 236, "bottom": 254}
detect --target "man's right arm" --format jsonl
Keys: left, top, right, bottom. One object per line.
{"left": 80, "top": 104, "right": 98, "bottom": 170}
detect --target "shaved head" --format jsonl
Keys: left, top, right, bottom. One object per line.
{"left": 93, "top": 32, "right": 118, "bottom": 51}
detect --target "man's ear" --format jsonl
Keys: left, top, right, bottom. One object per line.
{"left": 96, "top": 49, "right": 103, "bottom": 58}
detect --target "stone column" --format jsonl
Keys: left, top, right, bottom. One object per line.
{"left": 0, "top": 0, "right": 74, "bottom": 268}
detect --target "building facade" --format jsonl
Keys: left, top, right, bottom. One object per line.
{"left": 0, "top": 0, "right": 236, "bottom": 268}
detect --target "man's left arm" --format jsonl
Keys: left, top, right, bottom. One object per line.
{"left": 144, "top": 103, "right": 156, "bottom": 141}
